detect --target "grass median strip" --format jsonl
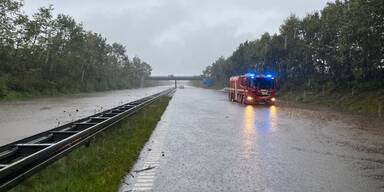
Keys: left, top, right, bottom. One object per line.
{"left": 10, "top": 96, "right": 171, "bottom": 192}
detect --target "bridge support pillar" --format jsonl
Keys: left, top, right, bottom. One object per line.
{"left": 174, "top": 80, "right": 177, "bottom": 88}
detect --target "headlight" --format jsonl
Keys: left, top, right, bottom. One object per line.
{"left": 246, "top": 96, "right": 253, "bottom": 100}
{"left": 271, "top": 97, "right": 276, "bottom": 102}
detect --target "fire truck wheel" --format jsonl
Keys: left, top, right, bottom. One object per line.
{"left": 229, "top": 93, "right": 234, "bottom": 102}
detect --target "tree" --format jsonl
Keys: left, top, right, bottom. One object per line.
{"left": 204, "top": 0, "right": 383, "bottom": 90}
{"left": 0, "top": 0, "right": 153, "bottom": 98}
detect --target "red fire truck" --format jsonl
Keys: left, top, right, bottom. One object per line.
{"left": 228, "top": 73, "right": 277, "bottom": 105}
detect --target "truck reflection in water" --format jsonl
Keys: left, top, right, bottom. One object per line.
{"left": 242, "top": 105, "right": 255, "bottom": 159}
{"left": 269, "top": 105, "right": 277, "bottom": 130}
{"left": 242, "top": 105, "right": 278, "bottom": 159}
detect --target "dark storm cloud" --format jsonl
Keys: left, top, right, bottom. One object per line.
{"left": 22, "top": 0, "right": 330, "bottom": 75}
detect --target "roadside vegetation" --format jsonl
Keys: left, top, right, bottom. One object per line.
{"left": 10, "top": 96, "right": 171, "bottom": 192}
{"left": 202, "top": 0, "right": 383, "bottom": 115}
{"left": 279, "top": 89, "right": 384, "bottom": 118}
{"left": 0, "top": 0, "right": 151, "bottom": 100}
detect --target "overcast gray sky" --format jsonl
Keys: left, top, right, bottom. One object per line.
{"left": 23, "top": 0, "right": 330, "bottom": 75}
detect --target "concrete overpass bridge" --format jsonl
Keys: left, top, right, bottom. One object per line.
{"left": 143, "top": 75, "right": 204, "bottom": 87}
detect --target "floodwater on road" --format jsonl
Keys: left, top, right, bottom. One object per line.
{"left": 123, "top": 86, "right": 384, "bottom": 192}
{"left": 0, "top": 86, "right": 172, "bottom": 146}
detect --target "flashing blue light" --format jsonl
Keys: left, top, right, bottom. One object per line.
{"left": 266, "top": 74, "right": 273, "bottom": 78}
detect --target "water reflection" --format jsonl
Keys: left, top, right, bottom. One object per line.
{"left": 269, "top": 105, "right": 278, "bottom": 130}
{"left": 243, "top": 106, "right": 255, "bottom": 136}
{"left": 242, "top": 105, "right": 278, "bottom": 158}
{"left": 242, "top": 106, "right": 255, "bottom": 158}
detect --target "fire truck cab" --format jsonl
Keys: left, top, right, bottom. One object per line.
{"left": 229, "top": 73, "right": 277, "bottom": 105}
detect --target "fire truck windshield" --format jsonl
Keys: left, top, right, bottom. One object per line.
{"left": 250, "top": 78, "right": 273, "bottom": 89}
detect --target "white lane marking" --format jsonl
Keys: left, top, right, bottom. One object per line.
{"left": 143, "top": 163, "right": 159, "bottom": 165}
{"left": 143, "top": 165, "right": 158, "bottom": 168}
{"left": 136, "top": 175, "right": 155, "bottom": 179}
{"left": 134, "top": 183, "right": 153, "bottom": 187}
{"left": 144, "top": 161, "right": 159, "bottom": 163}
{"left": 137, "top": 174, "right": 155, "bottom": 178}
{"left": 148, "top": 155, "right": 161, "bottom": 157}
{"left": 144, "top": 161, "right": 160, "bottom": 163}
{"left": 138, "top": 172, "right": 156, "bottom": 175}
{"left": 143, "top": 163, "right": 157, "bottom": 165}
{"left": 135, "top": 179, "right": 154, "bottom": 182}
{"left": 136, "top": 179, "right": 155, "bottom": 182}
{"left": 132, "top": 187, "right": 152, "bottom": 191}
{"left": 120, "top": 120, "right": 170, "bottom": 192}
{"left": 137, "top": 172, "right": 156, "bottom": 176}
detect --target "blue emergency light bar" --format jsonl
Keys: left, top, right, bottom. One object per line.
{"left": 245, "top": 73, "right": 274, "bottom": 79}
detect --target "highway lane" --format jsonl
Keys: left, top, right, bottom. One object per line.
{"left": 122, "top": 86, "right": 384, "bottom": 192}
{"left": 0, "top": 86, "right": 172, "bottom": 146}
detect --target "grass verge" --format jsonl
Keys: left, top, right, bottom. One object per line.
{"left": 10, "top": 96, "right": 171, "bottom": 192}
{"left": 279, "top": 89, "right": 384, "bottom": 118}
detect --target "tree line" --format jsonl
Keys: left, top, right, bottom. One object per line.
{"left": 0, "top": 0, "right": 151, "bottom": 98}
{"left": 203, "top": 0, "right": 383, "bottom": 92}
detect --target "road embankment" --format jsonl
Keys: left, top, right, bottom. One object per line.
{"left": 279, "top": 89, "right": 384, "bottom": 119}
{"left": 10, "top": 97, "right": 171, "bottom": 192}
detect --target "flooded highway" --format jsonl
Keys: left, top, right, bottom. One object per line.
{"left": 122, "top": 86, "right": 384, "bottom": 192}
{"left": 0, "top": 86, "right": 172, "bottom": 146}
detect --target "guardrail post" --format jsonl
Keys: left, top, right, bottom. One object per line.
{"left": 85, "top": 140, "right": 91, "bottom": 147}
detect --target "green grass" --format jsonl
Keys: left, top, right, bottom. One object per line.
{"left": 280, "top": 89, "right": 384, "bottom": 118}
{"left": 10, "top": 97, "right": 171, "bottom": 192}
{"left": 0, "top": 90, "right": 71, "bottom": 102}
{"left": 0, "top": 91, "right": 36, "bottom": 101}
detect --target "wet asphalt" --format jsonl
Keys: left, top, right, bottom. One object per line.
{"left": 126, "top": 87, "right": 384, "bottom": 192}
{"left": 0, "top": 86, "right": 171, "bottom": 145}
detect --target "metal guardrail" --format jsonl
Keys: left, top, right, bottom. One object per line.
{"left": 0, "top": 88, "right": 175, "bottom": 191}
